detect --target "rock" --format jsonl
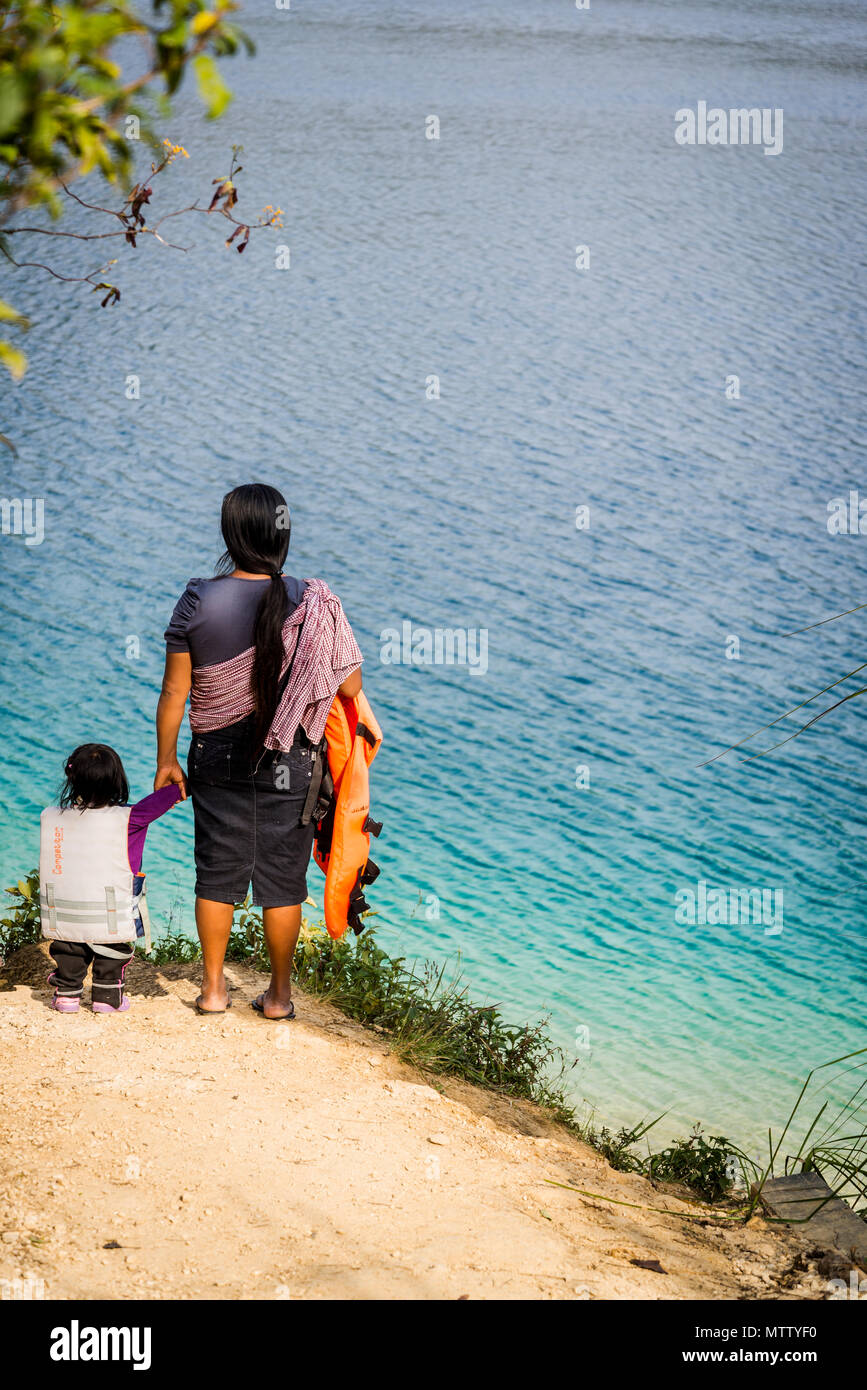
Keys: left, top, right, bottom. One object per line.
{"left": 428, "top": 1134, "right": 450, "bottom": 1147}
{"left": 385, "top": 1080, "right": 439, "bottom": 1102}
{"left": 817, "top": 1248, "right": 862, "bottom": 1281}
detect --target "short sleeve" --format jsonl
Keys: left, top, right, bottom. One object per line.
{"left": 164, "top": 579, "right": 203, "bottom": 653}
{"left": 330, "top": 595, "right": 363, "bottom": 679}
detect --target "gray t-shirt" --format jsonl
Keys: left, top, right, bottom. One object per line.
{"left": 164, "top": 575, "right": 306, "bottom": 667}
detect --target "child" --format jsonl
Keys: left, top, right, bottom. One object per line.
{"left": 39, "top": 744, "right": 184, "bottom": 1013}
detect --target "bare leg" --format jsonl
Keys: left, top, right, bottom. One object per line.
{"left": 195, "top": 897, "right": 234, "bottom": 1012}
{"left": 254, "top": 905, "right": 302, "bottom": 1018}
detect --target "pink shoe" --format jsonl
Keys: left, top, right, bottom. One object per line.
{"left": 50, "top": 992, "right": 79, "bottom": 1013}
{"left": 92, "top": 996, "right": 131, "bottom": 1014}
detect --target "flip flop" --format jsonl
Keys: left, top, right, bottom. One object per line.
{"left": 195, "top": 996, "right": 233, "bottom": 1016}
{"left": 251, "top": 995, "right": 295, "bottom": 1021}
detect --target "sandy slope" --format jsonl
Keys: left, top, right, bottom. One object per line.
{"left": 0, "top": 943, "right": 828, "bottom": 1301}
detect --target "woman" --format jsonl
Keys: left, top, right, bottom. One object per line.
{"left": 155, "top": 483, "right": 363, "bottom": 1017}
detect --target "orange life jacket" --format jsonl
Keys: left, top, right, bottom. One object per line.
{"left": 313, "top": 691, "right": 382, "bottom": 939}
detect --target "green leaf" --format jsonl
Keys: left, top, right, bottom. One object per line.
{"left": 0, "top": 340, "right": 28, "bottom": 382}
{"left": 0, "top": 72, "right": 26, "bottom": 139}
{"left": 0, "top": 300, "right": 30, "bottom": 330}
{"left": 158, "top": 20, "right": 189, "bottom": 49}
{"left": 191, "top": 11, "right": 219, "bottom": 37}
{"left": 17, "top": 879, "right": 31, "bottom": 899}
{"left": 193, "top": 53, "right": 232, "bottom": 120}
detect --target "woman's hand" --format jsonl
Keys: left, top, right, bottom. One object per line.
{"left": 154, "top": 761, "right": 187, "bottom": 798}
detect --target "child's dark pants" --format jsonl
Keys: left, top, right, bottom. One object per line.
{"left": 49, "top": 940, "right": 135, "bottom": 1006}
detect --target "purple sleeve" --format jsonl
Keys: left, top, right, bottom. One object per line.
{"left": 128, "top": 784, "right": 183, "bottom": 873}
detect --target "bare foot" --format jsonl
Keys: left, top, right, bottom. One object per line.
{"left": 196, "top": 976, "right": 231, "bottom": 1014}
{"left": 253, "top": 990, "right": 295, "bottom": 1020}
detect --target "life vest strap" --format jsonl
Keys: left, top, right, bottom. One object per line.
{"left": 300, "top": 741, "right": 330, "bottom": 827}
{"left": 347, "top": 879, "right": 371, "bottom": 935}
{"left": 132, "top": 873, "right": 151, "bottom": 953}
{"left": 360, "top": 859, "right": 380, "bottom": 887}
{"left": 40, "top": 887, "right": 126, "bottom": 932}
{"left": 92, "top": 942, "right": 134, "bottom": 960}
{"left": 43, "top": 883, "right": 56, "bottom": 935}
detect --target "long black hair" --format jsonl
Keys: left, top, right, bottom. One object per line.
{"left": 60, "top": 744, "right": 130, "bottom": 810}
{"left": 216, "top": 482, "right": 291, "bottom": 745}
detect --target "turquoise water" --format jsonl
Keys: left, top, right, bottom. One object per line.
{"left": 1, "top": 0, "right": 865, "bottom": 1150}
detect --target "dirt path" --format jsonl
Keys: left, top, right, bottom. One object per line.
{"left": 0, "top": 944, "right": 827, "bottom": 1301}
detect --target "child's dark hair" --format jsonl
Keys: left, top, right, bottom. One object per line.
{"left": 60, "top": 744, "right": 130, "bottom": 810}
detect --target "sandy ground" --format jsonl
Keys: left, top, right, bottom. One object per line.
{"left": 0, "top": 943, "right": 830, "bottom": 1301}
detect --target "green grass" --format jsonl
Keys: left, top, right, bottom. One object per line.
{"left": 227, "top": 893, "right": 580, "bottom": 1121}
{"left": 4, "top": 870, "right": 865, "bottom": 1220}
{"left": 0, "top": 870, "right": 41, "bottom": 959}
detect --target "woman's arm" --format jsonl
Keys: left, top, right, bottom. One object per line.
{"left": 155, "top": 651, "right": 192, "bottom": 794}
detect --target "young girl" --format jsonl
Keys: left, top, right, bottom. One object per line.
{"left": 39, "top": 744, "right": 184, "bottom": 1013}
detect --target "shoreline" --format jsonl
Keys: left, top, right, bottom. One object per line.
{"left": 0, "top": 942, "right": 833, "bottom": 1301}
{"left": 3, "top": 877, "right": 865, "bottom": 1233}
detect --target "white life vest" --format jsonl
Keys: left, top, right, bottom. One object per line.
{"left": 39, "top": 806, "right": 139, "bottom": 945}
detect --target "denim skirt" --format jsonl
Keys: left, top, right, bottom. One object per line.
{"left": 187, "top": 715, "right": 315, "bottom": 908}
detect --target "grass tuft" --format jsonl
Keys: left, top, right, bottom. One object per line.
{"left": 4, "top": 871, "right": 865, "bottom": 1220}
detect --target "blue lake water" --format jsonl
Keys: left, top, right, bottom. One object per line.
{"left": 1, "top": 0, "right": 865, "bottom": 1150}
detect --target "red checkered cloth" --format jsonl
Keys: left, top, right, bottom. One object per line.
{"left": 189, "top": 578, "right": 362, "bottom": 749}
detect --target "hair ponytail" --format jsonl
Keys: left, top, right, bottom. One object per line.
{"left": 217, "top": 482, "right": 291, "bottom": 745}
{"left": 251, "top": 570, "right": 290, "bottom": 744}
